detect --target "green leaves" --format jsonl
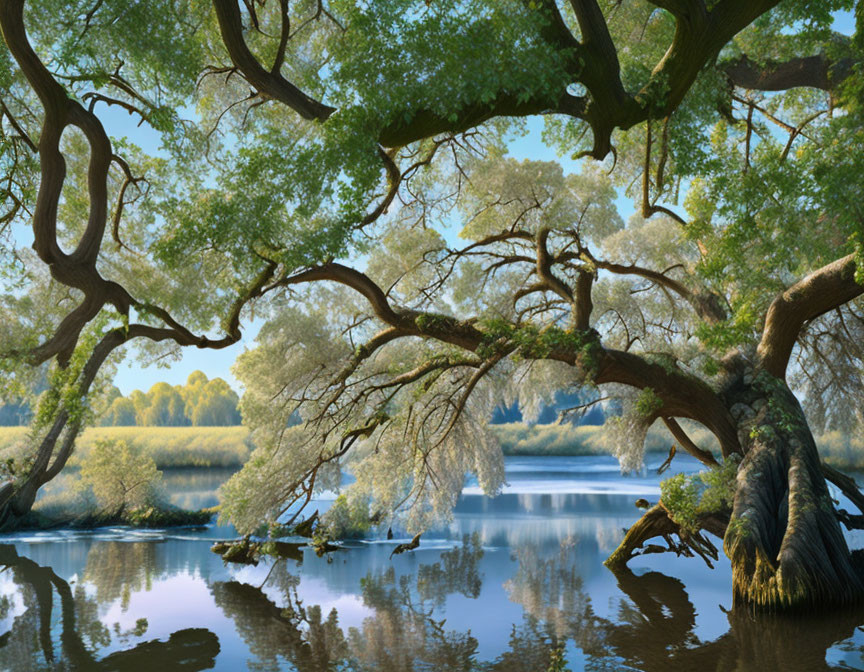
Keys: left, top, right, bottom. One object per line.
{"left": 78, "top": 438, "right": 162, "bottom": 513}
{"left": 661, "top": 458, "right": 739, "bottom": 534}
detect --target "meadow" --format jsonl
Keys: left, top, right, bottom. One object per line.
{"left": 0, "top": 426, "right": 252, "bottom": 469}
{"left": 0, "top": 423, "right": 861, "bottom": 471}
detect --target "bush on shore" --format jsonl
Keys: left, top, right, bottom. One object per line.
{"left": 22, "top": 437, "right": 215, "bottom": 530}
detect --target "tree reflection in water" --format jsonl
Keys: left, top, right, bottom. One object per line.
{"left": 213, "top": 534, "right": 864, "bottom": 672}
{"left": 81, "top": 542, "right": 157, "bottom": 611}
{"left": 0, "top": 545, "right": 219, "bottom": 671}
{"left": 0, "top": 536, "right": 863, "bottom": 670}
{"left": 211, "top": 535, "right": 485, "bottom": 671}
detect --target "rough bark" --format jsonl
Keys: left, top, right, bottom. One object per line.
{"left": 757, "top": 254, "right": 864, "bottom": 380}
{"left": 608, "top": 376, "right": 864, "bottom": 611}
{"left": 724, "top": 383, "right": 864, "bottom": 610}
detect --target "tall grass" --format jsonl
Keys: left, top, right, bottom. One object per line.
{"left": 490, "top": 422, "right": 716, "bottom": 457}
{"left": 492, "top": 422, "right": 864, "bottom": 470}
{"left": 0, "top": 426, "right": 251, "bottom": 469}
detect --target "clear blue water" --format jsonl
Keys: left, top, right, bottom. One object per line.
{"left": 1, "top": 454, "right": 863, "bottom": 671}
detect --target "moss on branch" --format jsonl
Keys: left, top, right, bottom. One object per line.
{"left": 660, "top": 458, "right": 739, "bottom": 534}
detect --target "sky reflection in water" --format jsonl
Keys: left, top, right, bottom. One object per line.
{"left": 1, "top": 455, "right": 863, "bottom": 671}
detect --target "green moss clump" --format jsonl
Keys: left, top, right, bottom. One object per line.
{"left": 477, "top": 320, "right": 602, "bottom": 377}
{"left": 660, "top": 458, "right": 739, "bottom": 534}
{"left": 414, "top": 312, "right": 457, "bottom": 333}
{"left": 635, "top": 388, "right": 664, "bottom": 417}
{"left": 121, "top": 505, "right": 212, "bottom": 527}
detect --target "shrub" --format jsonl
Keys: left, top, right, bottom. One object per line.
{"left": 78, "top": 439, "right": 162, "bottom": 514}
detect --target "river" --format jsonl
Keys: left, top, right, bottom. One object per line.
{"left": 1, "top": 455, "right": 863, "bottom": 671}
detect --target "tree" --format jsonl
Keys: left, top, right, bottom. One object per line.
{"left": 78, "top": 439, "right": 162, "bottom": 515}
{"left": 101, "top": 396, "right": 136, "bottom": 426}
{"left": 97, "top": 371, "right": 242, "bottom": 426}
{"left": 181, "top": 372, "right": 241, "bottom": 426}
{"left": 0, "top": 0, "right": 862, "bottom": 612}
{"left": 137, "top": 382, "right": 187, "bottom": 426}
{"left": 188, "top": 378, "right": 241, "bottom": 426}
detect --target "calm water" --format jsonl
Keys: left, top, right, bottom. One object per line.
{"left": 3, "top": 455, "right": 864, "bottom": 671}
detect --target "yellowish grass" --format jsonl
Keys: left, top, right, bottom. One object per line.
{"left": 0, "top": 426, "right": 251, "bottom": 469}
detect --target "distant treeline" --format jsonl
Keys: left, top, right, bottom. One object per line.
{"left": 490, "top": 423, "right": 706, "bottom": 457}
{"left": 100, "top": 371, "right": 241, "bottom": 426}
{"left": 0, "top": 378, "right": 606, "bottom": 428}
{"left": 0, "top": 423, "right": 862, "bottom": 471}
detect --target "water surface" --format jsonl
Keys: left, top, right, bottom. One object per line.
{"left": 3, "top": 455, "right": 864, "bottom": 671}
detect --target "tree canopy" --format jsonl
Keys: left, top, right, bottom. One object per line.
{"left": 1, "top": 0, "right": 864, "bottom": 609}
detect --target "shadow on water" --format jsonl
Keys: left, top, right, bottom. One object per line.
{"left": 603, "top": 567, "right": 864, "bottom": 671}
{"left": 0, "top": 544, "right": 220, "bottom": 671}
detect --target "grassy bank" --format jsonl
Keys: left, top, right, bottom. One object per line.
{"left": 23, "top": 501, "right": 214, "bottom": 530}
{"left": 491, "top": 422, "right": 693, "bottom": 457}
{"left": 1, "top": 423, "right": 862, "bottom": 471}
{"left": 492, "top": 422, "right": 864, "bottom": 471}
{"left": 0, "top": 426, "right": 251, "bottom": 469}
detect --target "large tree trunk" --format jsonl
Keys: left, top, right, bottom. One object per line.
{"left": 608, "top": 376, "right": 864, "bottom": 610}
{"left": 724, "top": 381, "right": 864, "bottom": 609}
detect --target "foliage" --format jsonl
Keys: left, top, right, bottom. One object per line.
{"left": 0, "top": 0, "right": 862, "bottom": 544}
{"left": 634, "top": 388, "right": 664, "bottom": 418}
{"left": 100, "top": 372, "right": 241, "bottom": 427}
{"left": 317, "top": 493, "right": 373, "bottom": 540}
{"left": 77, "top": 439, "right": 162, "bottom": 514}
{"left": 660, "top": 458, "right": 740, "bottom": 534}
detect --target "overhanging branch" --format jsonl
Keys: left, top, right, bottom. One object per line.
{"left": 758, "top": 254, "right": 864, "bottom": 379}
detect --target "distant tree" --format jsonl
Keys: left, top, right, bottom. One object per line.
{"left": 186, "top": 371, "right": 208, "bottom": 389}
{"left": 100, "top": 397, "right": 137, "bottom": 427}
{"left": 138, "top": 383, "right": 187, "bottom": 427}
{"left": 97, "top": 371, "right": 241, "bottom": 426}
{"left": 188, "top": 378, "right": 241, "bottom": 426}
{"left": 129, "top": 391, "right": 150, "bottom": 424}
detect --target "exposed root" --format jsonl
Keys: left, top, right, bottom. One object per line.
{"left": 605, "top": 503, "right": 728, "bottom": 569}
